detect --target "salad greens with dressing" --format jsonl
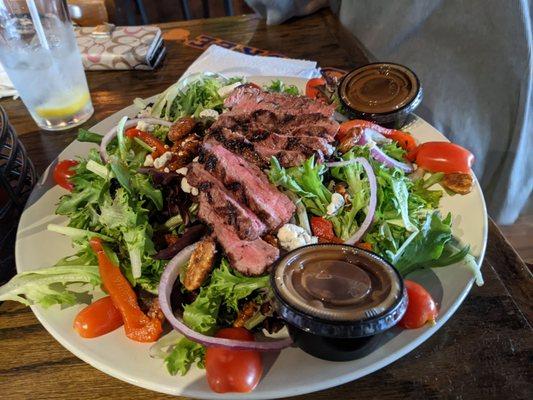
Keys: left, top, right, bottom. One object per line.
{"left": 0, "top": 75, "right": 481, "bottom": 379}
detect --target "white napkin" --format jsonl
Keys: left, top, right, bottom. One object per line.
{"left": 182, "top": 45, "right": 320, "bottom": 79}
{"left": 0, "top": 63, "right": 18, "bottom": 99}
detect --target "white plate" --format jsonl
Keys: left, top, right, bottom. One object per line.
{"left": 16, "top": 76, "right": 488, "bottom": 399}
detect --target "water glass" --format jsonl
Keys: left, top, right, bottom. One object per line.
{"left": 0, "top": 0, "right": 93, "bottom": 130}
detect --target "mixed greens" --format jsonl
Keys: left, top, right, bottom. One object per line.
{"left": 0, "top": 75, "right": 481, "bottom": 381}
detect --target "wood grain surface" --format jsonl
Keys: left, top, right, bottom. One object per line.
{"left": 0, "top": 9, "right": 531, "bottom": 400}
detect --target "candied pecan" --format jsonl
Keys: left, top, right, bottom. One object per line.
{"left": 233, "top": 301, "right": 260, "bottom": 328}
{"left": 442, "top": 173, "right": 473, "bottom": 195}
{"left": 164, "top": 233, "right": 180, "bottom": 246}
{"left": 168, "top": 117, "right": 196, "bottom": 143}
{"left": 183, "top": 237, "right": 216, "bottom": 291}
{"left": 338, "top": 127, "right": 363, "bottom": 154}
{"left": 147, "top": 298, "right": 165, "bottom": 322}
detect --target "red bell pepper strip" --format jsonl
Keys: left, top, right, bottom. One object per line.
{"left": 125, "top": 128, "right": 167, "bottom": 158}
{"left": 338, "top": 120, "right": 417, "bottom": 152}
{"left": 89, "top": 238, "right": 162, "bottom": 343}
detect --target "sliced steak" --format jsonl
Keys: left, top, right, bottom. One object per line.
{"left": 187, "top": 163, "right": 266, "bottom": 240}
{"left": 200, "top": 139, "right": 295, "bottom": 231}
{"left": 210, "top": 128, "right": 309, "bottom": 168}
{"left": 198, "top": 199, "right": 279, "bottom": 275}
{"left": 224, "top": 85, "right": 335, "bottom": 118}
{"left": 213, "top": 110, "right": 339, "bottom": 141}
{"left": 244, "top": 129, "right": 334, "bottom": 156}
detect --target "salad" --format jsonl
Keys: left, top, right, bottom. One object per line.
{"left": 0, "top": 72, "right": 482, "bottom": 394}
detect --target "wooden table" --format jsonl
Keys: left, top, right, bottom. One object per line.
{"left": 0, "top": 10, "right": 531, "bottom": 400}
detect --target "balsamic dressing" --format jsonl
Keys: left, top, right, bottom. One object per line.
{"left": 271, "top": 244, "right": 407, "bottom": 361}
{"left": 338, "top": 63, "right": 423, "bottom": 129}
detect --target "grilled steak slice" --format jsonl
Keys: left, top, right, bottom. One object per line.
{"left": 244, "top": 129, "right": 334, "bottom": 156}
{"left": 187, "top": 163, "right": 266, "bottom": 240}
{"left": 224, "top": 84, "right": 335, "bottom": 118}
{"left": 213, "top": 110, "right": 339, "bottom": 141}
{"left": 198, "top": 199, "right": 279, "bottom": 275}
{"left": 210, "top": 128, "right": 309, "bottom": 168}
{"left": 201, "top": 139, "right": 295, "bottom": 231}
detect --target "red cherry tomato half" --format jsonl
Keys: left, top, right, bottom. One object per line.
{"left": 53, "top": 159, "right": 78, "bottom": 191}
{"left": 305, "top": 78, "right": 328, "bottom": 101}
{"left": 73, "top": 296, "right": 123, "bottom": 338}
{"left": 409, "top": 141, "right": 474, "bottom": 174}
{"left": 205, "top": 327, "right": 263, "bottom": 393}
{"left": 398, "top": 280, "right": 438, "bottom": 329}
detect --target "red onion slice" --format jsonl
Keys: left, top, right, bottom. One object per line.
{"left": 99, "top": 117, "right": 173, "bottom": 163}
{"left": 357, "top": 131, "right": 414, "bottom": 173}
{"left": 326, "top": 157, "right": 378, "bottom": 245}
{"left": 158, "top": 245, "right": 293, "bottom": 351}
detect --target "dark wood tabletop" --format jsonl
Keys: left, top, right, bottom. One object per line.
{"left": 0, "top": 9, "right": 531, "bottom": 400}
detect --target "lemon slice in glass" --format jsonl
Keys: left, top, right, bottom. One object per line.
{"left": 36, "top": 91, "right": 91, "bottom": 119}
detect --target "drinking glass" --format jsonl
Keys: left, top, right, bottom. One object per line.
{"left": 0, "top": 0, "right": 93, "bottom": 130}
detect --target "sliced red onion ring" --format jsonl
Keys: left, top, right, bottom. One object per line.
{"left": 357, "top": 131, "right": 414, "bottom": 173}
{"left": 158, "top": 245, "right": 293, "bottom": 351}
{"left": 326, "top": 157, "right": 378, "bottom": 245}
{"left": 364, "top": 128, "right": 392, "bottom": 145}
{"left": 99, "top": 117, "right": 173, "bottom": 163}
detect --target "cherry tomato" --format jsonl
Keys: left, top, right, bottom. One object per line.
{"left": 310, "top": 216, "right": 342, "bottom": 243}
{"left": 398, "top": 280, "right": 438, "bottom": 329}
{"left": 205, "top": 327, "right": 263, "bottom": 393}
{"left": 73, "top": 296, "right": 123, "bottom": 338}
{"left": 409, "top": 141, "right": 474, "bottom": 174}
{"left": 125, "top": 128, "right": 167, "bottom": 158}
{"left": 53, "top": 159, "right": 78, "bottom": 191}
{"left": 305, "top": 78, "right": 328, "bottom": 101}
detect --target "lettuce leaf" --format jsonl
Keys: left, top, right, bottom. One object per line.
{"left": 0, "top": 264, "right": 99, "bottom": 307}
{"left": 264, "top": 79, "right": 300, "bottom": 95}
{"left": 268, "top": 156, "right": 332, "bottom": 216}
{"left": 183, "top": 259, "right": 269, "bottom": 335}
{"left": 393, "top": 211, "right": 455, "bottom": 274}
{"left": 164, "top": 338, "right": 205, "bottom": 376}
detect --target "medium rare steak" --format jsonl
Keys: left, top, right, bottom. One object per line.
{"left": 200, "top": 139, "right": 295, "bottom": 231}
{"left": 187, "top": 163, "right": 267, "bottom": 240}
{"left": 211, "top": 127, "right": 311, "bottom": 168}
{"left": 213, "top": 109, "right": 339, "bottom": 141}
{"left": 211, "top": 119, "right": 334, "bottom": 157}
{"left": 198, "top": 199, "right": 279, "bottom": 275}
{"left": 224, "top": 84, "right": 335, "bottom": 118}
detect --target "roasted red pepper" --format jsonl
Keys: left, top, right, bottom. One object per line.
{"left": 89, "top": 238, "right": 162, "bottom": 342}
{"left": 310, "top": 216, "right": 342, "bottom": 243}
{"left": 338, "top": 120, "right": 417, "bottom": 152}
{"left": 125, "top": 128, "right": 167, "bottom": 158}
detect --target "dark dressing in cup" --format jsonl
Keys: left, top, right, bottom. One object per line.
{"left": 338, "top": 63, "right": 423, "bottom": 129}
{"left": 271, "top": 244, "right": 407, "bottom": 361}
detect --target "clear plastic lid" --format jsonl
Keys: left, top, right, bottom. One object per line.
{"left": 272, "top": 244, "right": 404, "bottom": 322}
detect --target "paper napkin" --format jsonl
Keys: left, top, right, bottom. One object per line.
{"left": 182, "top": 44, "right": 320, "bottom": 79}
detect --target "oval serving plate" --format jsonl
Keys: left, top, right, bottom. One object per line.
{"left": 15, "top": 76, "right": 487, "bottom": 400}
